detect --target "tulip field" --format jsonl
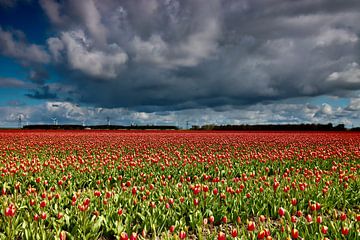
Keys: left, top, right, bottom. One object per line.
{"left": 0, "top": 130, "right": 359, "bottom": 239}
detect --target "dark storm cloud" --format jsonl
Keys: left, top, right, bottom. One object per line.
{"left": 0, "top": 0, "right": 31, "bottom": 8}
{"left": 27, "top": 68, "right": 49, "bottom": 84}
{"left": 1, "top": 0, "right": 360, "bottom": 112}
{"left": 25, "top": 85, "right": 57, "bottom": 99}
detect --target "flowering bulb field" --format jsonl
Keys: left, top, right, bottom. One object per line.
{"left": 0, "top": 130, "right": 359, "bottom": 240}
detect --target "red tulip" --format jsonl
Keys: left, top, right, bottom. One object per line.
{"left": 105, "top": 191, "right": 112, "bottom": 198}
{"left": 60, "top": 231, "right": 67, "bottom": 240}
{"left": 30, "top": 199, "right": 36, "bottom": 206}
{"left": 57, "top": 212, "right": 63, "bottom": 219}
{"left": 257, "top": 230, "right": 265, "bottom": 239}
{"left": 264, "top": 229, "right": 271, "bottom": 237}
{"left": 278, "top": 207, "right": 285, "bottom": 217}
{"left": 40, "top": 200, "right": 46, "bottom": 208}
{"left": 321, "top": 225, "right": 328, "bottom": 234}
{"left": 296, "top": 210, "right": 303, "bottom": 217}
{"left": 341, "top": 227, "right": 349, "bottom": 235}
{"left": 5, "top": 204, "right": 16, "bottom": 217}
{"left": 169, "top": 225, "right": 175, "bottom": 233}
{"left": 179, "top": 230, "right": 186, "bottom": 239}
{"left": 120, "top": 232, "right": 128, "bottom": 240}
{"left": 193, "top": 187, "right": 201, "bottom": 195}
{"left": 218, "top": 232, "right": 226, "bottom": 240}
{"left": 291, "top": 198, "right": 297, "bottom": 206}
{"left": 273, "top": 181, "right": 280, "bottom": 191}
{"left": 291, "top": 229, "right": 299, "bottom": 239}
{"left": 40, "top": 212, "right": 47, "bottom": 220}
{"left": 340, "top": 212, "right": 346, "bottom": 221}
{"left": 310, "top": 204, "right": 316, "bottom": 211}
{"left": 130, "top": 232, "right": 137, "bottom": 240}
{"left": 247, "top": 221, "right": 255, "bottom": 231}
{"left": 132, "top": 187, "right": 137, "bottom": 196}
{"left": 231, "top": 228, "right": 238, "bottom": 238}
{"left": 83, "top": 198, "right": 90, "bottom": 206}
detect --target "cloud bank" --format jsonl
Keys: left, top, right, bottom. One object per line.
{"left": 1, "top": 0, "right": 360, "bottom": 126}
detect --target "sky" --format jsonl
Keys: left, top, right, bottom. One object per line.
{"left": 1, "top": 0, "right": 360, "bottom": 128}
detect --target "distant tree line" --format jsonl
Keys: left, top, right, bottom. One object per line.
{"left": 14, "top": 123, "right": 360, "bottom": 131}
{"left": 22, "top": 124, "right": 179, "bottom": 130}
{"left": 190, "top": 123, "right": 348, "bottom": 131}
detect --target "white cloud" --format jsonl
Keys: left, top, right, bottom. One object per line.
{"left": 327, "top": 62, "right": 360, "bottom": 84}
{"left": 315, "top": 28, "right": 358, "bottom": 47}
{"left": 320, "top": 103, "right": 333, "bottom": 115}
{"left": 51, "top": 30, "right": 128, "bottom": 78}
{"left": 346, "top": 97, "right": 360, "bottom": 111}
{"left": 1, "top": 100, "right": 359, "bottom": 128}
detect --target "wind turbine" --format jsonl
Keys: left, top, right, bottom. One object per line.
{"left": 51, "top": 117, "right": 58, "bottom": 125}
{"left": 18, "top": 114, "right": 22, "bottom": 129}
{"left": 106, "top": 116, "right": 110, "bottom": 126}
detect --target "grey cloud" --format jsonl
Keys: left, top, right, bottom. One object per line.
{"left": 0, "top": 27, "right": 50, "bottom": 64}
{"left": 40, "top": 0, "right": 107, "bottom": 44}
{"left": 1, "top": 0, "right": 358, "bottom": 115}
{"left": 28, "top": 68, "right": 49, "bottom": 84}
{"left": 39, "top": 0, "right": 68, "bottom": 26}
{"left": 0, "top": 77, "right": 34, "bottom": 88}
{"left": 25, "top": 85, "right": 57, "bottom": 99}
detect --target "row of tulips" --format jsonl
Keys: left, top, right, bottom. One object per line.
{"left": 0, "top": 130, "right": 359, "bottom": 239}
